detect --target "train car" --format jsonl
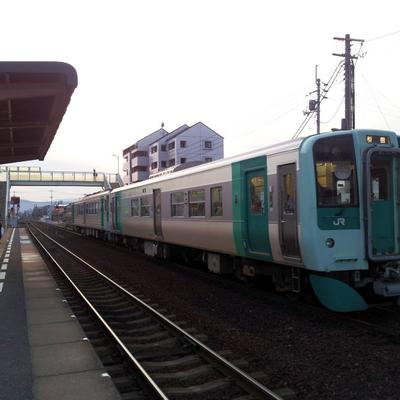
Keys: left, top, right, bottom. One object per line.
{"left": 72, "top": 191, "right": 110, "bottom": 238}
{"left": 71, "top": 129, "right": 400, "bottom": 312}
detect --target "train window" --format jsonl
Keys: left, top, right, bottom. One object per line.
{"left": 140, "top": 196, "right": 151, "bottom": 217}
{"left": 211, "top": 187, "right": 223, "bottom": 217}
{"left": 189, "top": 189, "right": 205, "bottom": 217}
{"left": 250, "top": 176, "right": 265, "bottom": 215}
{"left": 371, "top": 159, "right": 391, "bottom": 200}
{"left": 283, "top": 174, "right": 295, "bottom": 214}
{"left": 171, "top": 192, "right": 184, "bottom": 217}
{"left": 131, "top": 198, "right": 140, "bottom": 216}
{"left": 313, "top": 135, "right": 358, "bottom": 207}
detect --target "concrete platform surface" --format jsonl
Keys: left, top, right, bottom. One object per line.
{"left": 0, "top": 227, "right": 121, "bottom": 400}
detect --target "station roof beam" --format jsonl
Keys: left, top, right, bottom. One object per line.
{"left": 0, "top": 62, "right": 78, "bottom": 163}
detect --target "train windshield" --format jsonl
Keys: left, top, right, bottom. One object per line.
{"left": 313, "top": 135, "right": 358, "bottom": 207}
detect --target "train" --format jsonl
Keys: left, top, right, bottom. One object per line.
{"left": 64, "top": 129, "right": 400, "bottom": 312}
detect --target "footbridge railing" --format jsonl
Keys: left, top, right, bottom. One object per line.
{"left": 0, "top": 166, "right": 123, "bottom": 190}
{"left": 0, "top": 166, "right": 124, "bottom": 228}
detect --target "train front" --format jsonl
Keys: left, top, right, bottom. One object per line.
{"left": 300, "top": 129, "right": 400, "bottom": 311}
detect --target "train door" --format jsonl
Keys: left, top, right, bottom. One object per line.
{"left": 370, "top": 155, "right": 398, "bottom": 256}
{"left": 246, "top": 169, "right": 268, "bottom": 254}
{"left": 111, "top": 194, "right": 121, "bottom": 231}
{"left": 153, "top": 188, "right": 163, "bottom": 238}
{"left": 114, "top": 193, "right": 122, "bottom": 231}
{"left": 278, "top": 163, "right": 300, "bottom": 259}
{"left": 105, "top": 194, "right": 110, "bottom": 228}
{"left": 100, "top": 197, "right": 105, "bottom": 229}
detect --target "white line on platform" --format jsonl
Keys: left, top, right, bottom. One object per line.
{"left": 3, "top": 258, "right": 9, "bottom": 263}
{"left": 1, "top": 264, "right": 7, "bottom": 271}
{"left": 0, "top": 272, "right": 5, "bottom": 280}
{"left": 0, "top": 282, "right": 3, "bottom": 292}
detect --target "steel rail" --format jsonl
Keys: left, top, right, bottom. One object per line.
{"left": 30, "top": 223, "right": 283, "bottom": 400}
{"left": 28, "top": 225, "right": 170, "bottom": 400}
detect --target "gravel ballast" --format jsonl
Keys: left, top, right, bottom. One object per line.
{"left": 44, "top": 226, "right": 400, "bottom": 400}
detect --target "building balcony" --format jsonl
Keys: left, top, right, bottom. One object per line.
{"left": 131, "top": 156, "right": 148, "bottom": 168}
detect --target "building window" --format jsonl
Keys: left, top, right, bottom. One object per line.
{"left": 140, "top": 197, "right": 151, "bottom": 216}
{"left": 169, "top": 158, "right": 175, "bottom": 167}
{"left": 180, "top": 157, "right": 186, "bottom": 164}
{"left": 180, "top": 140, "right": 186, "bottom": 148}
{"left": 161, "top": 161, "right": 167, "bottom": 168}
{"left": 131, "top": 198, "right": 139, "bottom": 216}
{"left": 161, "top": 144, "right": 167, "bottom": 151}
{"left": 151, "top": 145, "right": 157, "bottom": 154}
{"left": 204, "top": 140, "right": 212, "bottom": 149}
{"left": 211, "top": 187, "right": 223, "bottom": 217}
{"left": 133, "top": 166, "right": 147, "bottom": 172}
{"left": 133, "top": 151, "right": 148, "bottom": 158}
{"left": 168, "top": 141, "right": 175, "bottom": 150}
{"left": 205, "top": 157, "right": 212, "bottom": 162}
{"left": 189, "top": 189, "right": 205, "bottom": 217}
{"left": 151, "top": 161, "right": 158, "bottom": 170}
{"left": 171, "top": 192, "right": 185, "bottom": 217}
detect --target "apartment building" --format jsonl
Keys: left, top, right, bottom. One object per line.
{"left": 122, "top": 122, "right": 224, "bottom": 184}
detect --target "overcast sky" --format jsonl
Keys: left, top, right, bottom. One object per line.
{"left": 2, "top": 0, "right": 400, "bottom": 201}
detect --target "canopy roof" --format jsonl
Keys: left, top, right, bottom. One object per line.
{"left": 0, "top": 62, "right": 77, "bottom": 163}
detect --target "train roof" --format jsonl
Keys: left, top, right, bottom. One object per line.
{"left": 113, "top": 135, "right": 305, "bottom": 193}
{"left": 72, "top": 129, "right": 399, "bottom": 204}
{"left": 72, "top": 190, "right": 109, "bottom": 203}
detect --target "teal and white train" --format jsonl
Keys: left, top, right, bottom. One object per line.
{"left": 68, "top": 129, "right": 400, "bottom": 312}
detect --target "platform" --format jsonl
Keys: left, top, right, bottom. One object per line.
{"left": 0, "top": 227, "right": 121, "bottom": 400}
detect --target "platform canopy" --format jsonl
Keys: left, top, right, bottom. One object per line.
{"left": 0, "top": 62, "right": 78, "bottom": 163}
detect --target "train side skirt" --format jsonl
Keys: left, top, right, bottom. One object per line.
{"left": 309, "top": 274, "right": 368, "bottom": 312}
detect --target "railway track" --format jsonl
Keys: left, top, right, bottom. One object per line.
{"left": 39, "top": 222, "right": 400, "bottom": 341}
{"left": 28, "top": 223, "right": 286, "bottom": 400}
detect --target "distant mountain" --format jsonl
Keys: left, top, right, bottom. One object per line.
{"left": 19, "top": 199, "right": 73, "bottom": 212}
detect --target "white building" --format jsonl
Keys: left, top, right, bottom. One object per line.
{"left": 122, "top": 122, "right": 224, "bottom": 184}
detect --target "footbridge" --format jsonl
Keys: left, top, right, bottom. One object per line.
{"left": 0, "top": 166, "right": 124, "bottom": 227}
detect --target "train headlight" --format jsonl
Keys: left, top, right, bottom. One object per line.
{"left": 325, "top": 238, "right": 335, "bottom": 248}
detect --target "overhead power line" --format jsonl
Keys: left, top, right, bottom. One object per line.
{"left": 366, "top": 29, "right": 400, "bottom": 42}
{"left": 292, "top": 61, "right": 344, "bottom": 139}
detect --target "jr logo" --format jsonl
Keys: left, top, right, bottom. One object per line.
{"left": 333, "top": 217, "right": 346, "bottom": 226}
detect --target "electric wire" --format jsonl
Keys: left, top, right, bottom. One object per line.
{"left": 320, "top": 95, "right": 345, "bottom": 124}
{"left": 360, "top": 71, "right": 391, "bottom": 129}
{"left": 366, "top": 29, "right": 400, "bottom": 42}
{"left": 244, "top": 100, "right": 305, "bottom": 137}
{"left": 292, "top": 61, "right": 344, "bottom": 139}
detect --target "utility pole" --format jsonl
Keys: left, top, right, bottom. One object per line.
{"left": 49, "top": 190, "right": 53, "bottom": 208}
{"left": 304, "top": 65, "right": 326, "bottom": 134}
{"left": 315, "top": 66, "right": 321, "bottom": 134}
{"left": 333, "top": 33, "right": 364, "bottom": 130}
